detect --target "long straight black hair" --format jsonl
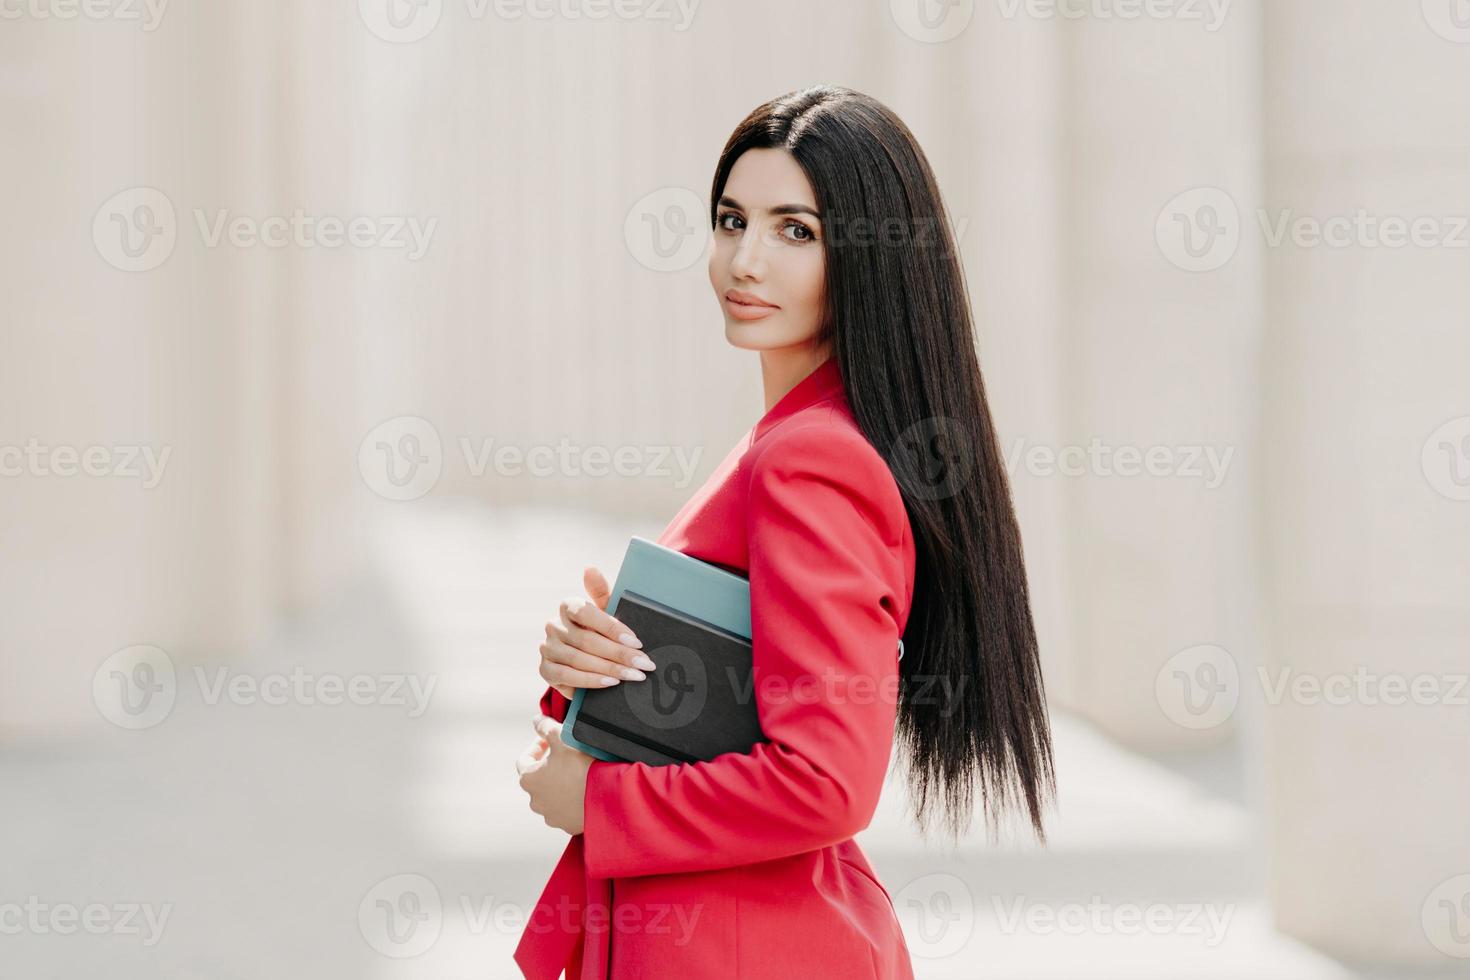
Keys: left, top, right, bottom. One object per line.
{"left": 710, "top": 85, "right": 1055, "bottom": 843}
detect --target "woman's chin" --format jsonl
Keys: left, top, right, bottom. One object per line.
{"left": 723, "top": 320, "right": 757, "bottom": 350}
{"left": 723, "top": 319, "right": 783, "bottom": 351}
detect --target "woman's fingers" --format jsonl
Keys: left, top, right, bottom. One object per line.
{"left": 515, "top": 736, "right": 548, "bottom": 776}
{"left": 532, "top": 715, "right": 561, "bottom": 741}
{"left": 534, "top": 565, "right": 657, "bottom": 699}
{"left": 555, "top": 602, "right": 654, "bottom": 672}
{"left": 583, "top": 566, "right": 613, "bottom": 611}
{"left": 540, "top": 634, "right": 645, "bottom": 684}
{"left": 546, "top": 616, "right": 651, "bottom": 673}
{"left": 539, "top": 655, "right": 621, "bottom": 690}
{"left": 559, "top": 595, "right": 644, "bottom": 652}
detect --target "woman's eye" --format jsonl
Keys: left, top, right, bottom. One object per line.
{"left": 716, "top": 212, "right": 814, "bottom": 242}
{"left": 783, "top": 221, "right": 815, "bottom": 243}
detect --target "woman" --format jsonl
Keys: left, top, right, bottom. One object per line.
{"left": 515, "top": 84, "right": 1054, "bottom": 979}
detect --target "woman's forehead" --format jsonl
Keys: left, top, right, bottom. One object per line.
{"left": 725, "top": 149, "right": 818, "bottom": 212}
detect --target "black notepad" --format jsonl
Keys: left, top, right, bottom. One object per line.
{"left": 569, "top": 591, "right": 767, "bottom": 766}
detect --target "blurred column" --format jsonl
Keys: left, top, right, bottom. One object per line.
{"left": 1058, "top": 2, "right": 1264, "bottom": 748}
{"left": 1259, "top": 0, "right": 1470, "bottom": 965}
{"left": 0, "top": 5, "right": 282, "bottom": 733}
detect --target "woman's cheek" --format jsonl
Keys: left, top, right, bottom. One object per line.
{"left": 796, "top": 254, "right": 826, "bottom": 333}
{"left": 707, "top": 236, "right": 725, "bottom": 286}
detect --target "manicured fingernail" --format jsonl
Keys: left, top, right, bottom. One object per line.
{"left": 600, "top": 676, "right": 620, "bottom": 686}
{"left": 632, "top": 655, "right": 656, "bottom": 671}
{"left": 619, "top": 632, "right": 642, "bottom": 648}
{"left": 620, "top": 667, "right": 646, "bottom": 681}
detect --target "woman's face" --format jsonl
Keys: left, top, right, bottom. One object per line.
{"left": 709, "top": 148, "right": 827, "bottom": 353}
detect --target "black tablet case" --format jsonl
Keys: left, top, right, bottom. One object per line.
{"left": 569, "top": 591, "right": 767, "bottom": 766}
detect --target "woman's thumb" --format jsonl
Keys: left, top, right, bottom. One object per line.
{"left": 583, "top": 566, "right": 612, "bottom": 610}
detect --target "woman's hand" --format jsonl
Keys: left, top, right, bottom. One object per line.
{"left": 517, "top": 715, "right": 594, "bottom": 835}
{"left": 538, "top": 566, "right": 655, "bottom": 700}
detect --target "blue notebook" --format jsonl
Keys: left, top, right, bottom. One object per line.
{"left": 560, "top": 537, "right": 766, "bottom": 765}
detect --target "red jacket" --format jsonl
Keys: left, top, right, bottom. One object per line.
{"left": 516, "top": 356, "right": 917, "bottom": 979}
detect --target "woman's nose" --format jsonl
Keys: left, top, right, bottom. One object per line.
{"left": 729, "top": 228, "right": 768, "bottom": 280}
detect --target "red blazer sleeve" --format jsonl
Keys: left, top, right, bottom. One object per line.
{"left": 539, "top": 686, "right": 570, "bottom": 723}
{"left": 580, "top": 425, "right": 909, "bottom": 879}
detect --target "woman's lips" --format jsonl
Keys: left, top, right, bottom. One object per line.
{"left": 725, "top": 296, "right": 779, "bottom": 321}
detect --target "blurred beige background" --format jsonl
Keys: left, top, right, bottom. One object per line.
{"left": 1, "top": 0, "right": 1467, "bottom": 977}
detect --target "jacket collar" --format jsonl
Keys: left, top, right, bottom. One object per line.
{"left": 753, "top": 356, "right": 845, "bottom": 441}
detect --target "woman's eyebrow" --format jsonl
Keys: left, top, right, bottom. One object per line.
{"left": 719, "top": 196, "right": 821, "bottom": 220}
